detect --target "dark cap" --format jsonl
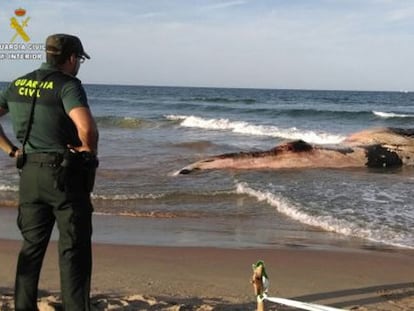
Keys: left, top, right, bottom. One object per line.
{"left": 45, "top": 33, "right": 90, "bottom": 59}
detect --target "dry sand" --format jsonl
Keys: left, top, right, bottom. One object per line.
{"left": 0, "top": 239, "right": 413, "bottom": 310}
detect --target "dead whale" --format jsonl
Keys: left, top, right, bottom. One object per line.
{"left": 176, "top": 127, "right": 414, "bottom": 174}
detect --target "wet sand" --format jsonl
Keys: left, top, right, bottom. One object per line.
{"left": 1, "top": 238, "right": 414, "bottom": 310}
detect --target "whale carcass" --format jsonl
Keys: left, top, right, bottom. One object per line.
{"left": 177, "top": 127, "right": 414, "bottom": 174}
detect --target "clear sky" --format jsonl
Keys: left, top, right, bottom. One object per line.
{"left": 0, "top": 0, "right": 413, "bottom": 91}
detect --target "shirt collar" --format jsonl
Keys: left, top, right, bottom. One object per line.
{"left": 39, "top": 62, "right": 60, "bottom": 71}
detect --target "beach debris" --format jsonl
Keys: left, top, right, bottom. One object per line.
{"left": 251, "top": 260, "right": 348, "bottom": 311}
{"left": 251, "top": 260, "right": 268, "bottom": 311}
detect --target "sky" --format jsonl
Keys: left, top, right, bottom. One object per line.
{"left": 0, "top": 0, "right": 413, "bottom": 91}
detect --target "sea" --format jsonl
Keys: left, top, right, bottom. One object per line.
{"left": 0, "top": 83, "right": 413, "bottom": 251}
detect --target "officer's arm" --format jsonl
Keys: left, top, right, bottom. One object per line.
{"left": 68, "top": 106, "right": 99, "bottom": 155}
{"left": 0, "top": 108, "right": 19, "bottom": 158}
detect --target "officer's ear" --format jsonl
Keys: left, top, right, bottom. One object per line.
{"left": 68, "top": 53, "right": 78, "bottom": 65}
{"left": 60, "top": 53, "right": 80, "bottom": 76}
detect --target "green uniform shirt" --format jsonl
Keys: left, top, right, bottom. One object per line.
{"left": 0, "top": 63, "right": 89, "bottom": 154}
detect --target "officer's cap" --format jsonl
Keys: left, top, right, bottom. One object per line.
{"left": 45, "top": 34, "right": 90, "bottom": 60}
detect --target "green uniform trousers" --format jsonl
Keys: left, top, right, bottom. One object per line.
{"left": 14, "top": 154, "right": 93, "bottom": 311}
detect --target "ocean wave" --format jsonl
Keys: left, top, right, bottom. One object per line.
{"left": 95, "top": 116, "right": 156, "bottom": 129}
{"left": 235, "top": 182, "right": 413, "bottom": 249}
{"left": 166, "top": 115, "right": 345, "bottom": 144}
{"left": 94, "top": 211, "right": 177, "bottom": 218}
{"left": 92, "top": 189, "right": 235, "bottom": 202}
{"left": 278, "top": 108, "right": 371, "bottom": 119}
{"left": 92, "top": 193, "right": 166, "bottom": 201}
{"left": 89, "top": 96, "right": 136, "bottom": 104}
{"left": 91, "top": 190, "right": 241, "bottom": 219}
{"left": 373, "top": 111, "right": 414, "bottom": 118}
{"left": 181, "top": 96, "right": 256, "bottom": 104}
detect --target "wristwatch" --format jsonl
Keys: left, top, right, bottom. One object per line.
{"left": 9, "top": 146, "right": 18, "bottom": 158}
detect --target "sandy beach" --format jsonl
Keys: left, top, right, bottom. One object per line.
{"left": 0, "top": 239, "right": 413, "bottom": 310}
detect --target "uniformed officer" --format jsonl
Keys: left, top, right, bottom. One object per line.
{"left": 0, "top": 34, "right": 99, "bottom": 311}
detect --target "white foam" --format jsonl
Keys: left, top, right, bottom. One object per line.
{"left": 92, "top": 193, "right": 165, "bottom": 201}
{"left": 235, "top": 182, "right": 414, "bottom": 249}
{"left": 0, "top": 185, "right": 18, "bottom": 192}
{"left": 166, "top": 115, "right": 344, "bottom": 144}
{"left": 373, "top": 111, "right": 414, "bottom": 118}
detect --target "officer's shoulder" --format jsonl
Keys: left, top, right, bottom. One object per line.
{"left": 57, "top": 71, "right": 82, "bottom": 83}
{"left": 51, "top": 72, "right": 83, "bottom": 91}
{"left": 11, "top": 69, "right": 37, "bottom": 82}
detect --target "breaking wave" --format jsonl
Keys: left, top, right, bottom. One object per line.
{"left": 166, "top": 115, "right": 345, "bottom": 144}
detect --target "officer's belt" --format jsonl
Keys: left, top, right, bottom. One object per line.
{"left": 25, "top": 152, "right": 63, "bottom": 165}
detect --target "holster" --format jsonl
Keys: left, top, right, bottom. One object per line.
{"left": 55, "top": 150, "right": 99, "bottom": 193}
